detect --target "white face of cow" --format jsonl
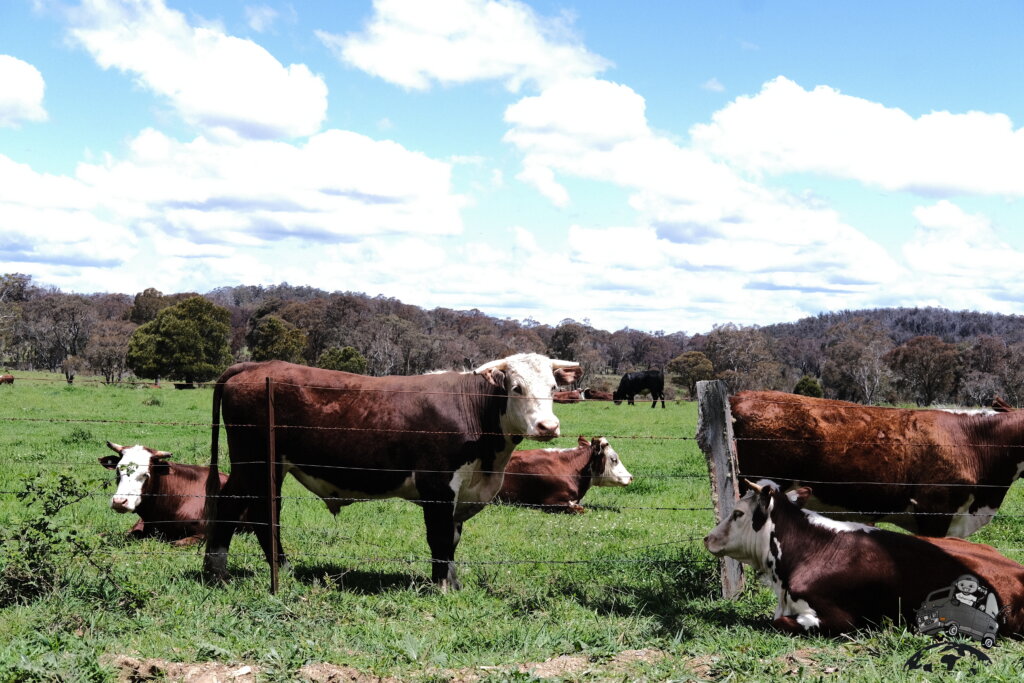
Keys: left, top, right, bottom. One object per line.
{"left": 100, "top": 442, "right": 170, "bottom": 513}
{"left": 704, "top": 488, "right": 775, "bottom": 568}
{"left": 591, "top": 438, "right": 633, "bottom": 486}
{"left": 474, "top": 353, "right": 582, "bottom": 441}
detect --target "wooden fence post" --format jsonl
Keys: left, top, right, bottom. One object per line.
{"left": 696, "top": 379, "right": 745, "bottom": 599}
{"left": 266, "top": 377, "right": 280, "bottom": 595}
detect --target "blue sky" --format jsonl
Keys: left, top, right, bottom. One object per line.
{"left": 0, "top": 0, "right": 1021, "bottom": 334}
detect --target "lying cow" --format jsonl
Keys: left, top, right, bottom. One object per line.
{"left": 993, "top": 396, "right": 1014, "bottom": 413}
{"left": 582, "top": 388, "right": 613, "bottom": 401}
{"left": 100, "top": 441, "right": 238, "bottom": 546}
{"left": 704, "top": 480, "right": 1024, "bottom": 637}
{"left": 0, "top": 374, "right": 13, "bottom": 385}
{"left": 553, "top": 390, "right": 582, "bottom": 404}
{"left": 496, "top": 436, "right": 632, "bottom": 512}
{"left": 731, "top": 390, "right": 1024, "bottom": 537}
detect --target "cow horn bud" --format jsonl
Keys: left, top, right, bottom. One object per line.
{"left": 744, "top": 478, "right": 763, "bottom": 493}
{"left": 106, "top": 441, "right": 125, "bottom": 454}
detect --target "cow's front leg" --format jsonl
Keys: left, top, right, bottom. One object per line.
{"left": 423, "top": 504, "right": 462, "bottom": 590}
{"left": 127, "top": 518, "right": 146, "bottom": 539}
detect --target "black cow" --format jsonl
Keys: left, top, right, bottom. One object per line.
{"left": 203, "top": 353, "right": 583, "bottom": 590}
{"left": 612, "top": 370, "right": 665, "bottom": 408}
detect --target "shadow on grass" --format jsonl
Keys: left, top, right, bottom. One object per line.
{"left": 543, "top": 545, "right": 770, "bottom": 635}
{"left": 291, "top": 563, "right": 424, "bottom": 594}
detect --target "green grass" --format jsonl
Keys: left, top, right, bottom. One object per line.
{"left": 3, "top": 371, "right": 1024, "bottom": 680}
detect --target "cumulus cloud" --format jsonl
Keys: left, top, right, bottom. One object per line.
{"left": 74, "top": 128, "right": 465, "bottom": 242}
{"left": 691, "top": 76, "right": 1024, "bottom": 197}
{"left": 66, "top": 0, "right": 326, "bottom": 140}
{"left": 245, "top": 5, "right": 278, "bottom": 33}
{"left": 321, "top": 0, "right": 609, "bottom": 91}
{"left": 0, "top": 55, "right": 47, "bottom": 126}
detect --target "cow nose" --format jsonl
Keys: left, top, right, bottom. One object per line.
{"left": 111, "top": 497, "right": 129, "bottom": 512}
{"left": 536, "top": 420, "right": 560, "bottom": 437}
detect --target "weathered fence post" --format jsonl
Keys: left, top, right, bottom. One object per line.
{"left": 266, "top": 377, "right": 280, "bottom": 595}
{"left": 696, "top": 379, "right": 745, "bottom": 598}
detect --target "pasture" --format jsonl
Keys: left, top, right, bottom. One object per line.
{"left": 3, "top": 373, "right": 1024, "bottom": 680}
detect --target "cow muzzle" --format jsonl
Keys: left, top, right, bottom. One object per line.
{"left": 532, "top": 419, "right": 560, "bottom": 441}
{"left": 110, "top": 496, "right": 133, "bottom": 513}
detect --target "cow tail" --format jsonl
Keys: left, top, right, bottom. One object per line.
{"left": 205, "top": 376, "right": 225, "bottom": 536}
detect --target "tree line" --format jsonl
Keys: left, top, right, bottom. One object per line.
{"left": 2, "top": 272, "right": 1023, "bottom": 406}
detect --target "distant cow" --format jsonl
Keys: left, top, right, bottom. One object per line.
{"left": 993, "top": 396, "right": 1014, "bottom": 413}
{"left": 582, "top": 388, "right": 613, "bottom": 401}
{"left": 496, "top": 436, "right": 633, "bottom": 512}
{"left": 731, "top": 390, "right": 1024, "bottom": 537}
{"left": 100, "top": 442, "right": 240, "bottom": 546}
{"left": 704, "top": 480, "right": 1024, "bottom": 637}
{"left": 204, "top": 353, "right": 583, "bottom": 589}
{"left": 553, "top": 390, "right": 582, "bottom": 404}
{"left": 0, "top": 374, "right": 13, "bottom": 385}
{"left": 613, "top": 370, "right": 665, "bottom": 408}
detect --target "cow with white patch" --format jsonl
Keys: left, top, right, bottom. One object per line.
{"left": 100, "top": 442, "right": 230, "bottom": 546}
{"left": 203, "top": 353, "right": 583, "bottom": 589}
{"left": 731, "top": 391, "right": 1024, "bottom": 537}
{"left": 704, "top": 480, "right": 1024, "bottom": 636}
{"left": 496, "top": 436, "right": 632, "bottom": 513}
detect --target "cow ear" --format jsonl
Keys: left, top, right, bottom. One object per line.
{"left": 150, "top": 454, "right": 171, "bottom": 474}
{"left": 99, "top": 455, "right": 119, "bottom": 470}
{"left": 579, "top": 435, "right": 589, "bottom": 448}
{"left": 477, "top": 367, "right": 506, "bottom": 389}
{"left": 788, "top": 487, "right": 812, "bottom": 508}
{"left": 552, "top": 363, "right": 583, "bottom": 386}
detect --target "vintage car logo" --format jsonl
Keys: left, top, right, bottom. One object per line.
{"left": 914, "top": 574, "right": 999, "bottom": 648}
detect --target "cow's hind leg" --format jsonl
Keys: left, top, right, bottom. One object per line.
{"left": 423, "top": 504, "right": 462, "bottom": 590}
{"left": 203, "top": 465, "right": 253, "bottom": 582}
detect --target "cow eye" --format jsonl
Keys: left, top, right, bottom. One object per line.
{"left": 731, "top": 509, "right": 744, "bottom": 520}
{"left": 512, "top": 385, "right": 524, "bottom": 395}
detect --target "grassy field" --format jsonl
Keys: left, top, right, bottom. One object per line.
{"left": 3, "top": 372, "right": 1024, "bottom": 681}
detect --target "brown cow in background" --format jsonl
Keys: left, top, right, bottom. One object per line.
{"left": 0, "top": 374, "right": 13, "bottom": 385}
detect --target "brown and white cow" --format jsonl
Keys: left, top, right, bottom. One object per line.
{"left": 553, "top": 390, "right": 582, "bottom": 404}
{"left": 0, "top": 374, "right": 13, "bottom": 385}
{"left": 730, "top": 391, "right": 1024, "bottom": 537}
{"left": 203, "top": 353, "right": 583, "bottom": 589}
{"left": 100, "top": 441, "right": 229, "bottom": 546}
{"left": 993, "top": 396, "right": 1015, "bottom": 413}
{"left": 582, "top": 388, "right": 613, "bottom": 401}
{"left": 496, "top": 436, "right": 633, "bottom": 513}
{"left": 704, "top": 480, "right": 1024, "bottom": 637}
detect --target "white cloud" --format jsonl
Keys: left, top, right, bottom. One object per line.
{"left": 245, "top": 5, "right": 278, "bottom": 33}
{"left": 701, "top": 77, "right": 724, "bottom": 93}
{"left": 905, "top": 200, "right": 1022, "bottom": 277}
{"left": 66, "top": 0, "right": 326, "bottom": 140}
{"left": 692, "top": 76, "right": 1024, "bottom": 198}
{"left": 321, "top": 0, "right": 609, "bottom": 92}
{"left": 74, "top": 128, "right": 465, "bottom": 242}
{"left": 0, "top": 55, "right": 47, "bottom": 126}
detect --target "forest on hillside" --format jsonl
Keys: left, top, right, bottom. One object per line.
{"left": 3, "top": 272, "right": 1024, "bottom": 407}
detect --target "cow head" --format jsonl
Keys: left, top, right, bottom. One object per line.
{"left": 99, "top": 441, "right": 172, "bottom": 513}
{"left": 612, "top": 390, "right": 624, "bottom": 405}
{"left": 588, "top": 437, "right": 633, "bottom": 486}
{"left": 704, "top": 479, "right": 797, "bottom": 567}
{"left": 474, "top": 353, "right": 582, "bottom": 441}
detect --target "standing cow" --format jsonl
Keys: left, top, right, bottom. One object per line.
{"left": 612, "top": 370, "right": 665, "bottom": 408}
{"left": 496, "top": 436, "right": 632, "bottom": 512}
{"left": 704, "top": 480, "right": 1024, "bottom": 637}
{"left": 203, "top": 353, "right": 583, "bottom": 589}
{"left": 731, "top": 390, "right": 1024, "bottom": 537}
